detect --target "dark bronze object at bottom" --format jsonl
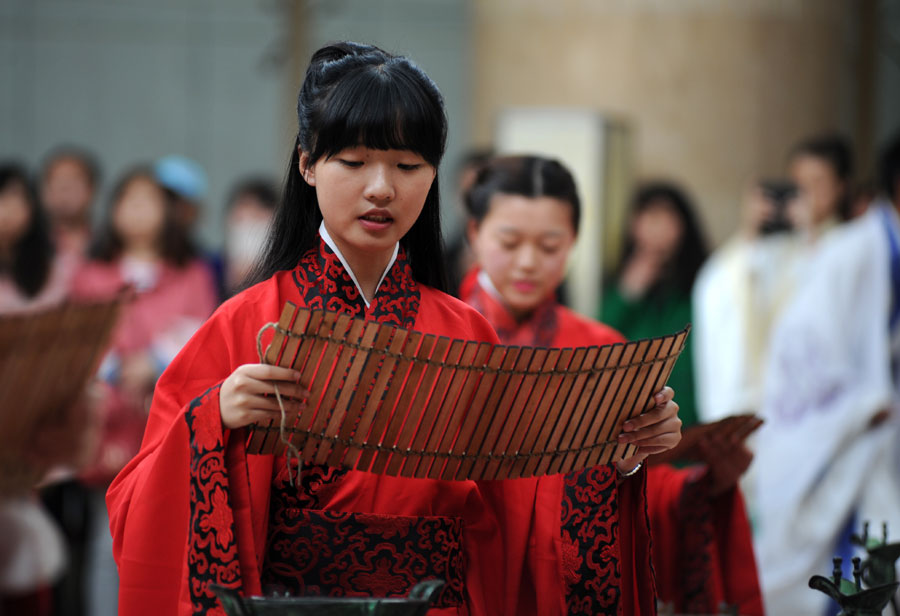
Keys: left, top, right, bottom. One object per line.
{"left": 211, "top": 580, "right": 445, "bottom": 616}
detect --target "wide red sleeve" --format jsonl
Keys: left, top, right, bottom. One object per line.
{"left": 618, "top": 467, "right": 656, "bottom": 614}
{"left": 106, "top": 282, "right": 280, "bottom": 615}
{"left": 178, "top": 259, "right": 220, "bottom": 323}
{"left": 646, "top": 464, "right": 763, "bottom": 615}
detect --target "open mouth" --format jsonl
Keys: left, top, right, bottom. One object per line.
{"left": 360, "top": 214, "right": 392, "bottom": 223}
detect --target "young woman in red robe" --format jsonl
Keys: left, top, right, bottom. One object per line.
{"left": 460, "top": 155, "right": 763, "bottom": 615}
{"left": 106, "top": 43, "right": 681, "bottom": 616}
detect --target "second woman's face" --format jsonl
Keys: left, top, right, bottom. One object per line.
{"left": 469, "top": 194, "right": 576, "bottom": 317}
{"left": 304, "top": 146, "right": 436, "bottom": 263}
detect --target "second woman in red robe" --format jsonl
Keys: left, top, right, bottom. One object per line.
{"left": 460, "top": 155, "right": 763, "bottom": 615}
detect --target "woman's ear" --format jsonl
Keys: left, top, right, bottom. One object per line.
{"left": 298, "top": 150, "right": 316, "bottom": 186}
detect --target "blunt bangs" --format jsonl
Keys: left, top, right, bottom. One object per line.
{"left": 249, "top": 41, "right": 450, "bottom": 292}
{"left": 310, "top": 60, "right": 446, "bottom": 166}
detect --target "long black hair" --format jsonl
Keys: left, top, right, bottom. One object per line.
{"left": 0, "top": 164, "right": 54, "bottom": 298}
{"left": 248, "top": 41, "right": 449, "bottom": 291}
{"left": 464, "top": 155, "right": 581, "bottom": 232}
{"left": 90, "top": 167, "right": 195, "bottom": 267}
{"left": 615, "top": 181, "right": 708, "bottom": 299}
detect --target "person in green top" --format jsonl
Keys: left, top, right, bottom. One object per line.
{"left": 601, "top": 181, "right": 708, "bottom": 428}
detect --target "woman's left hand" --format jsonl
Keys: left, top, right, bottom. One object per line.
{"left": 615, "top": 386, "right": 681, "bottom": 474}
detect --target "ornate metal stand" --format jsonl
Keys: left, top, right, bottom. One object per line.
{"left": 211, "top": 580, "right": 444, "bottom": 616}
{"left": 809, "top": 526, "right": 900, "bottom": 616}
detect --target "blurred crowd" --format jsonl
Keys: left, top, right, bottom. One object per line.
{"left": 2, "top": 126, "right": 900, "bottom": 614}
{"left": 0, "top": 149, "right": 278, "bottom": 615}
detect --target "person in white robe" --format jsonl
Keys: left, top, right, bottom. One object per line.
{"left": 693, "top": 229, "right": 809, "bottom": 424}
{"left": 753, "top": 170, "right": 900, "bottom": 613}
{"left": 694, "top": 135, "right": 853, "bottom": 425}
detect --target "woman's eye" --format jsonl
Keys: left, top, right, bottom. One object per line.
{"left": 541, "top": 244, "right": 562, "bottom": 254}
{"left": 398, "top": 163, "right": 422, "bottom": 171}
{"left": 339, "top": 159, "right": 364, "bottom": 168}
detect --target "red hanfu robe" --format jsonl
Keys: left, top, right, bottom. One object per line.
{"left": 107, "top": 240, "right": 542, "bottom": 616}
{"left": 461, "top": 269, "right": 764, "bottom": 615}
{"left": 646, "top": 465, "right": 763, "bottom": 615}
{"left": 460, "top": 270, "right": 656, "bottom": 616}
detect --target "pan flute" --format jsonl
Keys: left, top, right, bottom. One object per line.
{"left": 0, "top": 298, "right": 122, "bottom": 495}
{"left": 247, "top": 303, "right": 689, "bottom": 481}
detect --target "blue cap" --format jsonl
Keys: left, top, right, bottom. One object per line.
{"left": 154, "top": 155, "right": 208, "bottom": 201}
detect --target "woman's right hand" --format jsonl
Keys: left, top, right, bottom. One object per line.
{"left": 219, "top": 364, "right": 308, "bottom": 430}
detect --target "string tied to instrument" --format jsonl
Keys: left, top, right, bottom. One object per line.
{"left": 257, "top": 321, "right": 302, "bottom": 487}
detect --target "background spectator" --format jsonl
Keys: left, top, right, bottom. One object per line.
{"left": 601, "top": 181, "right": 708, "bottom": 428}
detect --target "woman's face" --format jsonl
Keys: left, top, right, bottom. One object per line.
{"left": 468, "top": 193, "right": 576, "bottom": 318}
{"left": 302, "top": 146, "right": 436, "bottom": 266}
{"left": 629, "top": 200, "right": 684, "bottom": 261}
{"left": 0, "top": 181, "right": 32, "bottom": 246}
{"left": 789, "top": 154, "right": 845, "bottom": 226}
{"left": 113, "top": 176, "right": 167, "bottom": 250}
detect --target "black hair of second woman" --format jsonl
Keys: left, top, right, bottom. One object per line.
{"left": 247, "top": 41, "right": 449, "bottom": 291}
{"left": 0, "top": 164, "right": 54, "bottom": 297}
{"left": 615, "top": 181, "right": 709, "bottom": 300}
{"left": 464, "top": 155, "right": 581, "bottom": 233}
{"left": 90, "top": 167, "right": 196, "bottom": 267}
{"left": 789, "top": 133, "right": 854, "bottom": 221}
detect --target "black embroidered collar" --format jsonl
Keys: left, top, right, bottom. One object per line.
{"left": 291, "top": 236, "right": 420, "bottom": 329}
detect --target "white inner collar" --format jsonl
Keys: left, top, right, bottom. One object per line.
{"left": 477, "top": 269, "right": 506, "bottom": 304}
{"left": 319, "top": 222, "right": 399, "bottom": 308}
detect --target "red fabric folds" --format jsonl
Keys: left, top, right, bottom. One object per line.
{"left": 460, "top": 267, "right": 763, "bottom": 615}
{"left": 460, "top": 268, "right": 656, "bottom": 615}
{"left": 646, "top": 465, "right": 764, "bottom": 615}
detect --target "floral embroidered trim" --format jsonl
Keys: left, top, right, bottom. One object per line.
{"left": 560, "top": 464, "right": 620, "bottom": 615}
{"left": 262, "top": 485, "right": 464, "bottom": 608}
{"left": 292, "top": 239, "right": 419, "bottom": 329}
{"left": 186, "top": 384, "right": 241, "bottom": 615}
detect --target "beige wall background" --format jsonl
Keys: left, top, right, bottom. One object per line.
{"left": 470, "top": 0, "right": 864, "bottom": 245}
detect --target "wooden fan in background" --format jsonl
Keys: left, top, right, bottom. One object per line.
{"left": 0, "top": 299, "right": 122, "bottom": 496}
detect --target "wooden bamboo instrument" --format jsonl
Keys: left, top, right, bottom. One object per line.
{"left": 247, "top": 303, "right": 689, "bottom": 481}
{"left": 0, "top": 298, "right": 122, "bottom": 495}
